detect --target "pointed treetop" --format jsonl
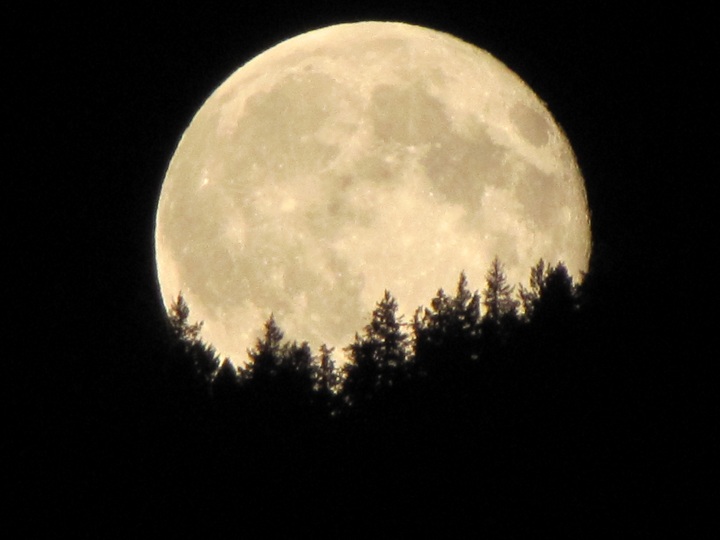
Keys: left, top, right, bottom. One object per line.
{"left": 246, "top": 314, "right": 286, "bottom": 367}
{"left": 413, "top": 271, "right": 482, "bottom": 346}
{"left": 168, "top": 291, "right": 203, "bottom": 342}
{"left": 482, "top": 257, "right": 519, "bottom": 321}
{"left": 456, "top": 271, "right": 471, "bottom": 301}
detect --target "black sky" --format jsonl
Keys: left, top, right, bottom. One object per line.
{"left": 11, "top": 1, "right": 710, "bottom": 530}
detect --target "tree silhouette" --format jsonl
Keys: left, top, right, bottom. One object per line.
{"left": 479, "top": 257, "right": 520, "bottom": 354}
{"left": 342, "top": 290, "right": 409, "bottom": 407}
{"left": 212, "top": 358, "right": 240, "bottom": 401}
{"left": 245, "top": 314, "right": 285, "bottom": 384}
{"left": 482, "top": 257, "right": 519, "bottom": 322}
{"left": 244, "top": 316, "right": 321, "bottom": 423}
{"left": 518, "top": 259, "right": 547, "bottom": 319}
{"left": 532, "top": 262, "right": 579, "bottom": 324}
{"left": 518, "top": 260, "right": 579, "bottom": 324}
{"left": 279, "top": 339, "right": 317, "bottom": 402}
{"left": 316, "top": 344, "right": 338, "bottom": 391}
{"left": 165, "top": 292, "right": 219, "bottom": 389}
{"left": 168, "top": 292, "right": 203, "bottom": 343}
{"left": 413, "top": 272, "right": 482, "bottom": 377}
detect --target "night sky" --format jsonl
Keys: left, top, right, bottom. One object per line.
{"left": 12, "top": 1, "right": 710, "bottom": 533}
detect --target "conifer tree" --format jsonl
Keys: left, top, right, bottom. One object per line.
{"left": 532, "top": 262, "right": 579, "bottom": 322}
{"left": 411, "top": 272, "right": 483, "bottom": 383}
{"left": 278, "top": 340, "right": 317, "bottom": 405}
{"left": 482, "top": 257, "right": 519, "bottom": 322}
{"left": 519, "top": 259, "right": 547, "bottom": 319}
{"left": 413, "top": 272, "right": 482, "bottom": 355}
{"left": 317, "top": 344, "right": 340, "bottom": 394}
{"left": 245, "top": 316, "right": 318, "bottom": 413}
{"left": 166, "top": 292, "right": 219, "bottom": 386}
{"left": 343, "top": 291, "right": 409, "bottom": 406}
{"left": 246, "top": 315, "right": 285, "bottom": 384}
{"left": 213, "top": 358, "right": 239, "bottom": 393}
{"left": 518, "top": 260, "right": 579, "bottom": 322}
{"left": 168, "top": 292, "right": 203, "bottom": 343}
{"left": 212, "top": 358, "right": 241, "bottom": 412}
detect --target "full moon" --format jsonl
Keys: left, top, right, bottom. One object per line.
{"left": 155, "top": 21, "right": 591, "bottom": 365}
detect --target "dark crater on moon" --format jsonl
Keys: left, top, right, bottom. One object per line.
{"left": 509, "top": 102, "right": 550, "bottom": 147}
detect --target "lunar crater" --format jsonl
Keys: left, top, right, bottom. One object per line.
{"left": 509, "top": 102, "right": 551, "bottom": 147}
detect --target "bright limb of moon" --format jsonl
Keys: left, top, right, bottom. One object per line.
{"left": 155, "top": 21, "right": 591, "bottom": 365}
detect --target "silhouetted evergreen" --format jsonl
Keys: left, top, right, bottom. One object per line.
{"left": 161, "top": 292, "right": 220, "bottom": 403}
{"left": 413, "top": 272, "right": 482, "bottom": 380}
{"left": 315, "top": 343, "right": 341, "bottom": 415}
{"left": 518, "top": 258, "right": 547, "bottom": 319}
{"left": 532, "top": 261, "right": 580, "bottom": 322}
{"left": 316, "top": 343, "right": 339, "bottom": 392}
{"left": 481, "top": 257, "right": 521, "bottom": 353}
{"left": 212, "top": 358, "right": 240, "bottom": 407}
{"left": 244, "top": 314, "right": 287, "bottom": 384}
{"left": 342, "top": 290, "right": 410, "bottom": 409}
{"left": 244, "top": 316, "right": 319, "bottom": 411}
{"left": 482, "top": 256, "right": 520, "bottom": 322}
{"left": 168, "top": 291, "right": 203, "bottom": 343}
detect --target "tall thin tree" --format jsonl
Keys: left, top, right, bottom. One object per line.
{"left": 482, "top": 257, "right": 519, "bottom": 322}
{"left": 343, "top": 291, "right": 409, "bottom": 407}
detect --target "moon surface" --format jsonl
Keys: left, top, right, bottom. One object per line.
{"left": 155, "top": 21, "right": 591, "bottom": 365}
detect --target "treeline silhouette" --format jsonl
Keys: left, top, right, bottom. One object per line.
{"left": 59, "top": 257, "right": 664, "bottom": 535}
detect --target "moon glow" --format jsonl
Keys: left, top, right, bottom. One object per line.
{"left": 155, "top": 22, "right": 591, "bottom": 364}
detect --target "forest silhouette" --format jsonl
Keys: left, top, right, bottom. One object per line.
{"left": 46, "top": 256, "right": 678, "bottom": 536}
